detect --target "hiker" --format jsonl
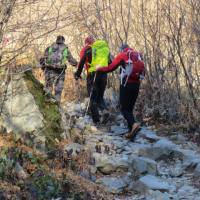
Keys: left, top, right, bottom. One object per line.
{"left": 96, "top": 44, "right": 145, "bottom": 140}
{"left": 40, "top": 35, "right": 77, "bottom": 103}
{"left": 74, "top": 36, "right": 111, "bottom": 124}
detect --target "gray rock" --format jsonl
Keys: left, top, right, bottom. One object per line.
{"left": 154, "top": 138, "right": 177, "bottom": 149}
{"left": 2, "top": 75, "right": 44, "bottom": 133}
{"left": 181, "top": 149, "right": 200, "bottom": 169}
{"left": 110, "top": 125, "right": 128, "bottom": 136}
{"left": 138, "top": 147, "right": 171, "bottom": 160}
{"left": 93, "top": 153, "right": 130, "bottom": 175}
{"left": 177, "top": 185, "right": 199, "bottom": 199}
{"left": 96, "top": 176, "right": 128, "bottom": 194}
{"left": 140, "top": 128, "right": 161, "bottom": 142}
{"left": 14, "top": 162, "right": 28, "bottom": 179}
{"left": 169, "top": 161, "right": 184, "bottom": 177}
{"left": 148, "top": 190, "right": 171, "bottom": 200}
{"left": 128, "top": 180, "right": 149, "bottom": 194}
{"left": 194, "top": 164, "right": 200, "bottom": 177}
{"left": 64, "top": 143, "right": 83, "bottom": 157}
{"left": 139, "top": 175, "right": 172, "bottom": 192}
{"left": 131, "top": 156, "right": 157, "bottom": 175}
{"left": 33, "top": 135, "right": 46, "bottom": 153}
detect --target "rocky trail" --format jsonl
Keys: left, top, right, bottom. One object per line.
{"left": 0, "top": 71, "right": 200, "bottom": 199}
{"left": 62, "top": 98, "right": 200, "bottom": 200}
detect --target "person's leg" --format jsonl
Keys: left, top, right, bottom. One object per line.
{"left": 44, "top": 69, "right": 54, "bottom": 95}
{"left": 97, "top": 73, "right": 107, "bottom": 110}
{"left": 87, "top": 73, "right": 100, "bottom": 123}
{"left": 120, "top": 83, "right": 140, "bottom": 131}
{"left": 54, "top": 70, "right": 65, "bottom": 103}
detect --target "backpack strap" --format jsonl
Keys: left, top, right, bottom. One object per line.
{"left": 122, "top": 49, "right": 134, "bottom": 87}
{"left": 61, "top": 48, "right": 68, "bottom": 65}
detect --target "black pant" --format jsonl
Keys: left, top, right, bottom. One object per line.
{"left": 87, "top": 72, "right": 107, "bottom": 123}
{"left": 120, "top": 82, "right": 140, "bottom": 131}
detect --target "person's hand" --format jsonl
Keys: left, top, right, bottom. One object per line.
{"left": 95, "top": 65, "right": 103, "bottom": 71}
{"left": 39, "top": 57, "right": 45, "bottom": 66}
{"left": 74, "top": 72, "right": 81, "bottom": 80}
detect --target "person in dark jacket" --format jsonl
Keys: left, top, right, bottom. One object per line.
{"left": 97, "top": 44, "right": 145, "bottom": 140}
{"left": 74, "top": 36, "right": 110, "bottom": 124}
{"left": 40, "top": 35, "right": 77, "bottom": 103}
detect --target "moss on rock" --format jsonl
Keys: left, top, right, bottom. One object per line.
{"left": 23, "top": 70, "right": 63, "bottom": 151}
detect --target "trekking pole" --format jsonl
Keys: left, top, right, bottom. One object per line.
{"left": 85, "top": 72, "right": 97, "bottom": 116}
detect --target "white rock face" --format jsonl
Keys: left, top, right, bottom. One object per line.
{"left": 2, "top": 75, "right": 44, "bottom": 133}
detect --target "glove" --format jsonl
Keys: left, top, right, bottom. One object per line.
{"left": 39, "top": 57, "right": 45, "bottom": 66}
{"left": 74, "top": 71, "right": 81, "bottom": 80}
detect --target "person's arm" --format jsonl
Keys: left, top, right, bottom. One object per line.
{"left": 44, "top": 47, "right": 49, "bottom": 58}
{"left": 67, "top": 48, "right": 78, "bottom": 66}
{"left": 40, "top": 47, "right": 49, "bottom": 68}
{"left": 76, "top": 47, "right": 91, "bottom": 76}
{"left": 97, "top": 53, "right": 125, "bottom": 73}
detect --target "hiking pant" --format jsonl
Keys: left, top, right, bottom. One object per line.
{"left": 87, "top": 72, "right": 107, "bottom": 123}
{"left": 120, "top": 82, "right": 140, "bottom": 131}
{"left": 44, "top": 68, "right": 65, "bottom": 103}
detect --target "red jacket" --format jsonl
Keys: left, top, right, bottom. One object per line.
{"left": 78, "top": 45, "right": 92, "bottom": 75}
{"left": 98, "top": 48, "right": 145, "bottom": 84}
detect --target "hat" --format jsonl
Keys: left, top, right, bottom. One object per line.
{"left": 85, "top": 36, "right": 95, "bottom": 45}
{"left": 56, "top": 35, "right": 65, "bottom": 44}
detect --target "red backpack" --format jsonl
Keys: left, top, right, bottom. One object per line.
{"left": 120, "top": 48, "right": 145, "bottom": 86}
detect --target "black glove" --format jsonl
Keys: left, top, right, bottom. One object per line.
{"left": 74, "top": 71, "right": 81, "bottom": 80}
{"left": 40, "top": 57, "right": 46, "bottom": 66}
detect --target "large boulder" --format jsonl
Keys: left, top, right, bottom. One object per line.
{"left": 130, "top": 156, "right": 157, "bottom": 176}
{"left": 93, "top": 153, "right": 131, "bottom": 175}
{"left": 0, "top": 70, "right": 63, "bottom": 152}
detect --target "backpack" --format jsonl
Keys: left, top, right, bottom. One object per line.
{"left": 88, "top": 40, "right": 110, "bottom": 73}
{"left": 120, "top": 49, "right": 144, "bottom": 86}
{"left": 47, "top": 43, "right": 68, "bottom": 68}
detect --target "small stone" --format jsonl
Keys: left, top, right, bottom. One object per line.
{"left": 14, "top": 162, "right": 28, "bottom": 179}
{"left": 90, "top": 126, "right": 98, "bottom": 132}
{"left": 64, "top": 143, "right": 83, "bottom": 157}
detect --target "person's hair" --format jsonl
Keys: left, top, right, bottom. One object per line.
{"left": 119, "top": 44, "right": 129, "bottom": 52}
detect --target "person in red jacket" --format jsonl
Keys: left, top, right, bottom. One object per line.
{"left": 97, "top": 44, "right": 145, "bottom": 140}
{"left": 74, "top": 36, "right": 109, "bottom": 123}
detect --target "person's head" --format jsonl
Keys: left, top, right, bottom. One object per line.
{"left": 119, "top": 44, "right": 129, "bottom": 52}
{"left": 85, "top": 36, "right": 95, "bottom": 45}
{"left": 56, "top": 35, "right": 65, "bottom": 44}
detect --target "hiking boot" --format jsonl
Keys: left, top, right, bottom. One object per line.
{"left": 124, "top": 123, "right": 141, "bottom": 141}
